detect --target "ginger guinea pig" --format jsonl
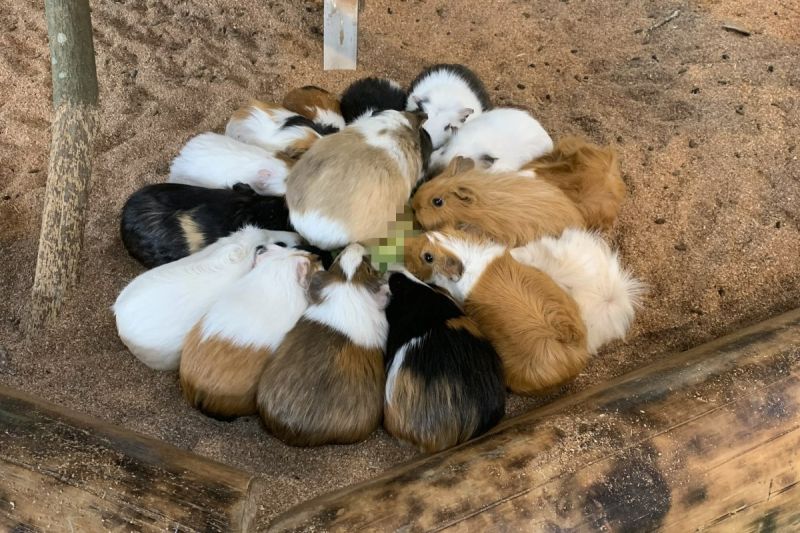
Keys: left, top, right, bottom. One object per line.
{"left": 282, "top": 85, "right": 345, "bottom": 134}
{"left": 257, "top": 243, "right": 390, "bottom": 446}
{"left": 411, "top": 157, "right": 586, "bottom": 247}
{"left": 409, "top": 229, "right": 589, "bottom": 395}
{"left": 180, "top": 245, "right": 321, "bottom": 420}
{"left": 384, "top": 269, "right": 505, "bottom": 453}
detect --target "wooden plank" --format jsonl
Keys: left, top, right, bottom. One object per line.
{"left": 323, "top": 0, "right": 358, "bottom": 70}
{"left": 0, "top": 386, "right": 260, "bottom": 532}
{"left": 268, "top": 308, "right": 800, "bottom": 532}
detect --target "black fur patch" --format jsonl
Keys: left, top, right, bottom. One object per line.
{"left": 407, "top": 63, "right": 493, "bottom": 111}
{"left": 340, "top": 77, "right": 408, "bottom": 123}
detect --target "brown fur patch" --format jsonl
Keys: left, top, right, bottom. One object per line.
{"left": 412, "top": 168, "right": 586, "bottom": 247}
{"left": 281, "top": 130, "right": 320, "bottom": 161}
{"left": 282, "top": 86, "right": 341, "bottom": 118}
{"left": 179, "top": 322, "right": 273, "bottom": 418}
{"left": 177, "top": 212, "right": 205, "bottom": 253}
{"left": 524, "top": 136, "right": 625, "bottom": 231}
{"left": 230, "top": 99, "right": 281, "bottom": 121}
{"left": 444, "top": 316, "right": 484, "bottom": 338}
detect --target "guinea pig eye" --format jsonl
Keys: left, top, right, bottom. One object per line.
{"left": 274, "top": 241, "right": 287, "bottom": 248}
{"left": 432, "top": 197, "right": 444, "bottom": 208}
{"left": 423, "top": 252, "right": 434, "bottom": 264}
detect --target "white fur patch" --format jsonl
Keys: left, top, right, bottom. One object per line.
{"left": 428, "top": 232, "right": 505, "bottom": 303}
{"left": 338, "top": 243, "right": 367, "bottom": 280}
{"left": 288, "top": 211, "right": 351, "bottom": 250}
{"left": 226, "top": 106, "right": 319, "bottom": 152}
{"left": 303, "top": 282, "right": 389, "bottom": 349}
{"left": 384, "top": 337, "right": 422, "bottom": 406}
{"left": 352, "top": 111, "right": 413, "bottom": 179}
{"left": 314, "top": 108, "right": 346, "bottom": 130}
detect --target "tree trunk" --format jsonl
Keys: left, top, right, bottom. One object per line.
{"left": 28, "top": 0, "right": 99, "bottom": 330}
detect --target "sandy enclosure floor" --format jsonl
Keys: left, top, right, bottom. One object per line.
{"left": 1, "top": 0, "right": 799, "bottom": 520}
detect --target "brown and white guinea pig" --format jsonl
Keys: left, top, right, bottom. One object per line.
{"left": 286, "top": 110, "right": 428, "bottom": 250}
{"left": 411, "top": 157, "right": 586, "bottom": 247}
{"left": 225, "top": 99, "right": 322, "bottom": 158}
{"left": 257, "top": 243, "right": 390, "bottom": 446}
{"left": 383, "top": 269, "right": 505, "bottom": 453}
{"left": 405, "top": 229, "right": 589, "bottom": 395}
{"left": 180, "top": 245, "right": 322, "bottom": 420}
{"left": 524, "top": 137, "right": 625, "bottom": 231}
{"left": 282, "top": 85, "right": 345, "bottom": 134}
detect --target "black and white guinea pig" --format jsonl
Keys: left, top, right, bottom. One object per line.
{"left": 340, "top": 77, "right": 408, "bottom": 123}
{"left": 120, "top": 182, "right": 333, "bottom": 269}
{"left": 383, "top": 269, "right": 506, "bottom": 453}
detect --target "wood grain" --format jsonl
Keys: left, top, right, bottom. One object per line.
{"left": 323, "top": 0, "right": 358, "bottom": 70}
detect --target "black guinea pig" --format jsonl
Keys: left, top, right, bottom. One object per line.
{"left": 120, "top": 182, "right": 333, "bottom": 269}
{"left": 340, "top": 77, "right": 408, "bottom": 123}
{"left": 383, "top": 269, "right": 506, "bottom": 453}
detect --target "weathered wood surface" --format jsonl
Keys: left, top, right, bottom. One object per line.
{"left": 323, "top": 0, "right": 359, "bottom": 70}
{"left": 0, "top": 386, "right": 260, "bottom": 532}
{"left": 269, "top": 308, "right": 800, "bottom": 532}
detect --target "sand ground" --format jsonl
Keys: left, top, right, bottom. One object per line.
{"left": 1, "top": 0, "right": 799, "bottom": 521}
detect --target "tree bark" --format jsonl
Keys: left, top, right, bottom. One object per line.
{"left": 28, "top": 0, "right": 99, "bottom": 330}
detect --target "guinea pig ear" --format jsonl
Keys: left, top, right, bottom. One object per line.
{"left": 403, "top": 111, "right": 427, "bottom": 130}
{"left": 454, "top": 185, "right": 476, "bottom": 204}
{"left": 409, "top": 95, "right": 428, "bottom": 111}
{"left": 294, "top": 256, "right": 313, "bottom": 290}
{"left": 457, "top": 108, "right": 474, "bottom": 122}
{"left": 307, "top": 270, "right": 334, "bottom": 303}
{"left": 279, "top": 145, "right": 307, "bottom": 162}
{"left": 443, "top": 256, "right": 464, "bottom": 281}
{"left": 371, "top": 282, "right": 392, "bottom": 310}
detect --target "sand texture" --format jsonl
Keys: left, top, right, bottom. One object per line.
{"left": 1, "top": 0, "right": 799, "bottom": 521}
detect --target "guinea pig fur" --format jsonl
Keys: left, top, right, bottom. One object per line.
{"left": 168, "top": 132, "right": 291, "bottom": 195}
{"left": 510, "top": 229, "right": 645, "bottom": 354}
{"left": 406, "top": 63, "right": 492, "bottom": 150}
{"left": 120, "top": 182, "right": 296, "bottom": 268}
{"left": 416, "top": 230, "right": 589, "bottom": 395}
{"left": 286, "top": 110, "right": 427, "bottom": 250}
{"left": 180, "top": 245, "right": 321, "bottom": 420}
{"left": 282, "top": 85, "right": 345, "bottom": 134}
{"left": 113, "top": 225, "right": 275, "bottom": 371}
{"left": 225, "top": 99, "right": 322, "bottom": 156}
{"left": 428, "top": 108, "right": 553, "bottom": 175}
{"left": 524, "top": 136, "right": 625, "bottom": 231}
{"left": 257, "top": 243, "right": 390, "bottom": 446}
{"left": 383, "top": 269, "right": 505, "bottom": 453}
{"left": 340, "top": 77, "right": 408, "bottom": 123}
{"left": 412, "top": 158, "right": 586, "bottom": 247}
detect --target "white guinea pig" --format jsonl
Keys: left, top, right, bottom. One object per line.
{"left": 113, "top": 225, "right": 289, "bottom": 371}
{"left": 168, "top": 132, "right": 290, "bottom": 195}
{"left": 428, "top": 108, "right": 553, "bottom": 175}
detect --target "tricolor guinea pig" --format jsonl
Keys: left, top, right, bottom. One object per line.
{"left": 405, "top": 229, "right": 589, "bottom": 395}
{"left": 180, "top": 245, "right": 321, "bottom": 420}
{"left": 383, "top": 269, "right": 505, "bottom": 453}
{"left": 113, "top": 226, "right": 275, "bottom": 371}
{"left": 286, "top": 110, "right": 428, "bottom": 250}
{"left": 282, "top": 85, "right": 345, "bottom": 134}
{"left": 257, "top": 243, "right": 389, "bottom": 446}
{"left": 406, "top": 63, "right": 492, "bottom": 150}
{"left": 524, "top": 137, "right": 626, "bottom": 231}
{"left": 119, "top": 182, "right": 296, "bottom": 268}
{"left": 225, "top": 99, "right": 322, "bottom": 155}
{"left": 168, "top": 132, "right": 291, "bottom": 195}
{"left": 411, "top": 157, "right": 585, "bottom": 247}
{"left": 428, "top": 108, "right": 553, "bottom": 175}
{"left": 340, "top": 77, "right": 408, "bottom": 123}
{"left": 510, "top": 229, "right": 644, "bottom": 354}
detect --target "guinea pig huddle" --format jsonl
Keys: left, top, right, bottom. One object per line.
{"left": 113, "top": 63, "right": 643, "bottom": 454}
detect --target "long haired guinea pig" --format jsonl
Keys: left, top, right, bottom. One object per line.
{"left": 120, "top": 182, "right": 296, "bottom": 268}
{"left": 340, "top": 77, "right": 408, "bottom": 123}
{"left": 428, "top": 108, "right": 553, "bottom": 175}
{"left": 180, "top": 245, "right": 321, "bottom": 420}
{"left": 286, "top": 110, "right": 427, "bottom": 250}
{"left": 225, "top": 100, "right": 322, "bottom": 154}
{"left": 282, "top": 85, "right": 345, "bottom": 134}
{"left": 168, "top": 133, "right": 291, "bottom": 195}
{"left": 407, "top": 230, "right": 589, "bottom": 395}
{"left": 257, "top": 243, "right": 390, "bottom": 446}
{"left": 524, "top": 137, "right": 625, "bottom": 231}
{"left": 511, "top": 229, "right": 645, "bottom": 354}
{"left": 406, "top": 63, "right": 492, "bottom": 150}
{"left": 412, "top": 158, "right": 585, "bottom": 247}
{"left": 384, "top": 269, "right": 505, "bottom": 453}
{"left": 113, "top": 226, "right": 275, "bottom": 371}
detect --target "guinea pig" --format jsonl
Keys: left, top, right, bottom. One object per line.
{"left": 406, "top": 229, "right": 589, "bottom": 395}
{"left": 119, "top": 182, "right": 296, "bottom": 268}
{"left": 340, "top": 77, "right": 408, "bottom": 123}
{"left": 257, "top": 243, "right": 390, "bottom": 446}
{"left": 180, "top": 245, "right": 321, "bottom": 420}
{"left": 383, "top": 269, "right": 505, "bottom": 453}
{"left": 168, "top": 132, "right": 291, "bottom": 195}
{"left": 282, "top": 85, "right": 345, "bottom": 134}
{"left": 286, "top": 109, "right": 428, "bottom": 250}
{"left": 225, "top": 99, "right": 322, "bottom": 156}
{"left": 428, "top": 108, "right": 553, "bottom": 175}
{"left": 524, "top": 137, "right": 625, "bottom": 231}
{"left": 411, "top": 157, "right": 586, "bottom": 247}
{"left": 510, "top": 229, "right": 644, "bottom": 354}
{"left": 406, "top": 63, "right": 492, "bottom": 150}
{"left": 113, "top": 225, "right": 277, "bottom": 371}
